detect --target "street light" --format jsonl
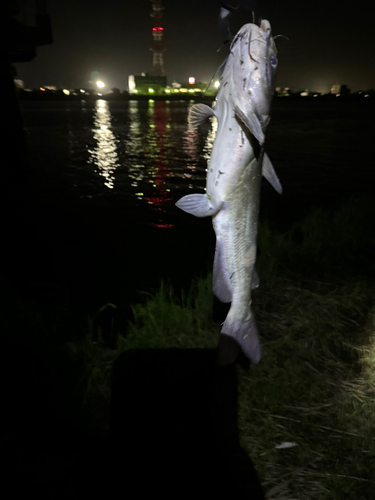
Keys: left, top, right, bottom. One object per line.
{"left": 96, "top": 81, "right": 105, "bottom": 89}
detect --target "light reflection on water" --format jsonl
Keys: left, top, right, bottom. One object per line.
{"left": 21, "top": 99, "right": 375, "bottom": 231}
{"left": 203, "top": 116, "right": 217, "bottom": 163}
{"left": 86, "top": 100, "right": 216, "bottom": 227}
{"left": 89, "top": 99, "right": 120, "bottom": 189}
{"left": 145, "top": 101, "right": 174, "bottom": 228}
{"left": 126, "top": 100, "right": 145, "bottom": 193}
{"left": 21, "top": 99, "right": 215, "bottom": 227}
{"left": 84, "top": 100, "right": 212, "bottom": 228}
{"left": 182, "top": 128, "right": 199, "bottom": 181}
{"left": 124, "top": 100, "right": 176, "bottom": 227}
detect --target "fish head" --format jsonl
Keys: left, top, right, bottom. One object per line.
{"left": 230, "top": 20, "right": 278, "bottom": 124}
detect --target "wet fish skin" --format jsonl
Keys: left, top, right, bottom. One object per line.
{"left": 177, "top": 21, "right": 281, "bottom": 219}
{"left": 176, "top": 21, "right": 280, "bottom": 363}
{"left": 212, "top": 154, "right": 262, "bottom": 363}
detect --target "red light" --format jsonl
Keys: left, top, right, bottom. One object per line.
{"left": 158, "top": 27, "right": 163, "bottom": 31}
{"left": 152, "top": 27, "right": 157, "bottom": 31}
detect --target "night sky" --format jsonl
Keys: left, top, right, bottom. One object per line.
{"left": 14, "top": 0, "right": 375, "bottom": 94}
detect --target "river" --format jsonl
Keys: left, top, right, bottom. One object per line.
{"left": 14, "top": 98, "right": 375, "bottom": 310}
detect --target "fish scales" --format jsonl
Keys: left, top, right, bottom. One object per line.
{"left": 176, "top": 20, "right": 281, "bottom": 363}
{"left": 214, "top": 155, "right": 263, "bottom": 362}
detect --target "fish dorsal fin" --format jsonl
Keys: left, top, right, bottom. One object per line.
{"left": 188, "top": 104, "right": 216, "bottom": 129}
{"left": 262, "top": 153, "right": 282, "bottom": 194}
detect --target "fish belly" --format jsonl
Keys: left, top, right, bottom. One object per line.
{"left": 213, "top": 156, "right": 262, "bottom": 363}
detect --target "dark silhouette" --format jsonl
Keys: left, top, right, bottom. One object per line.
{"left": 1, "top": 0, "right": 53, "bottom": 185}
{"left": 91, "top": 303, "right": 134, "bottom": 349}
{"left": 110, "top": 349, "right": 265, "bottom": 498}
{"left": 219, "top": 0, "right": 259, "bottom": 44}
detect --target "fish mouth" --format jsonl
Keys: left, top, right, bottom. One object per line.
{"left": 231, "top": 19, "right": 274, "bottom": 62}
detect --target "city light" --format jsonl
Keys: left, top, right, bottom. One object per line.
{"left": 148, "top": 88, "right": 154, "bottom": 93}
{"left": 128, "top": 75, "right": 135, "bottom": 93}
{"left": 96, "top": 81, "right": 105, "bottom": 89}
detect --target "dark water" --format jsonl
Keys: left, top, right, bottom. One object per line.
{"left": 21, "top": 98, "right": 375, "bottom": 221}
{"left": 21, "top": 99, "right": 209, "bottom": 228}
{"left": 15, "top": 98, "right": 375, "bottom": 310}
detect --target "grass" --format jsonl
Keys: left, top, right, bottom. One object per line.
{"left": 105, "top": 275, "right": 374, "bottom": 499}
{"left": 118, "top": 273, "right": 216, "bottom": 350}
{"left": 236, "top": 277, "right": 375, "bottom": 499}
{"left": 2, "top": 197, "right": 375, "bottom": 497}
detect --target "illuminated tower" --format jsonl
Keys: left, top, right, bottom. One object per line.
{"left": 150, "top": 0, "right": 165, "bottom": 76}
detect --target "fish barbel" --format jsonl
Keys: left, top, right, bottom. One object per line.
{"left": 176, "top": 20, "right": 282, "bottom": 363}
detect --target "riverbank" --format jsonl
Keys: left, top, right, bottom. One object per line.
{"left": 17, "top": 88, "right": 375, "bottom": 102}
{"left": 1, "top": 198, "right": 374, "bottom": 498}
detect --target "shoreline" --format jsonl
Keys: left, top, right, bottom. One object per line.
{"left": 17, "top": 90, "right": 375, "bottom": 103}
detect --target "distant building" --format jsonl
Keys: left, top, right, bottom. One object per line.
{"left": 275, "top": 87, "right": 291, "bottom": 97}
{"left": 150, "top": 1, "right": 165, "bottom": 76}
{"left": 128, "top": 75, "right": 135, "bottom": 93}
{"left": 127, "top": 74, "right": 217, "bottom": 96}
{"left": 331, "top": 84, "right": 350, "bottom": 96}
{"left": 127, "top": 1, "right": 167, "bottom": 95}
{"left": 129, "top": 74, "right": 167, "bottom": 94}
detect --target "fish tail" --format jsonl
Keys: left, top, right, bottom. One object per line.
{"left": 221, "top": 312, "right": 261, "bottom": 364}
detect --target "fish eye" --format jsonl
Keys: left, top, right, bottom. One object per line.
{"left": 270, "top": 56, "right": 277, "bottom": 66}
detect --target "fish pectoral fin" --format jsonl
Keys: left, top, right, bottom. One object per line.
{"left": 213, "top": 237, "right": 232, "bottom": 303}
{"left": 233, "top": 103, "right": 265, "bottom": 145}
{"left": 188, "top": 104, "right": 216, "bottom": 129}
{"left": 262, "top": 153, "right": 282, "bottom": 194}
{"left": 175, "top": 193, "right": 214, "bottom": 217}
